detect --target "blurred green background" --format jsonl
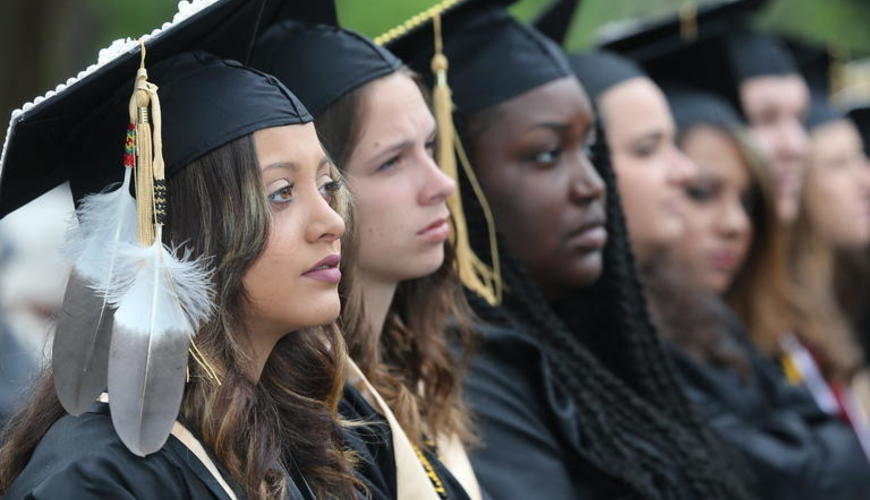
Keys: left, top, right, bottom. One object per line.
{"left": 2, "top": 0, "right": 870, "bottom": 126}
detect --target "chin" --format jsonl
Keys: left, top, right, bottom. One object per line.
{"left": 567, "top": 252, "right": 604, "bottom": 287}
{"left": 395, "top": 247, "right": 446, "bottom": 282}
{"left": 294, "top": 293, "right": 342, "bottom": 328}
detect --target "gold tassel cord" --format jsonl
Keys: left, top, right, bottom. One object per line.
{"left": 131, "top": 41, "right": 155, "bottom": 247}
{"left": 679, "top": 2, "right": 698, "bottom": 43}
{"left": 373, "top": 0, "right": 466, "bottom": 46}
{"left": 429, "top": 12, "right": 502, "bottom": 305}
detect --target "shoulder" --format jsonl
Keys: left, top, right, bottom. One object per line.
{"left": 5, "top": 410, "right": 209, "bottom": 500}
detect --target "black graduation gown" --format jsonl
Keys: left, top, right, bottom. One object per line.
{"left": 465, "top": 322, "right": 646, "bottom": 500}
{"left": 339, "top": 384, "right": 472, "bottom": 500}
{"left": 3, "top": 403, "right": 310, "bottom": 500}
{"left": 671, "top": 305, "right": 870, "bottom": 500}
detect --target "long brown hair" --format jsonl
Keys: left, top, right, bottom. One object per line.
{"left": 719, "top": 129, "right": 801, "bottom": 357}
{"left": 316, "top": 68, "right": 476, "bottom": 447}
{"left": 0, "top": 135, "right": 358, "bottom": 499}
{"left": 789, "top": 156, "right": 864, "bottom": 379}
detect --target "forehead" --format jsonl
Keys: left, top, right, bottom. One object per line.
{"left": 682, "top": 126, "right": 747, "bottom": 182}
{"left": 492, "top": 76, "right": 591, "bottom": 123}
{"left": 356, "top": 72, "right": 433, "bottom": 139}
{"left": 253, "top": 123, "right": 324, "bottom": 170}
{"left": 600, "top": 77, "right": 672, "bottom": 134}
{"left": 740, "top": 75, "right": 808, "bottom": 113}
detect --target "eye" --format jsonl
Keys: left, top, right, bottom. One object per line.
{"left": 268, "top": 183, "right": 294, "bottom": 205}
{"left": 631, "top": 140, "right": 658, "bottom": 158}
{"left": 320, "top": 179, "right": 342, "bottom": 205}
{"left": 377, "top": 155, "right": 401, "bottom": 172}
{"left": 425, "top": 139, "right": 437, "bottom": 159}
{"left": 528, "top": 147, "right": 562, "bottom": 168}
{"left": 685, "top": 184, "right": 715, "bottom": 202}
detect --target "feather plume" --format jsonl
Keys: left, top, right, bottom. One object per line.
{"left": 108, "top": 237, "right": 213, "bottom": 456}
{"left": 53, "top": 167, "right": 137, "bottom": 415}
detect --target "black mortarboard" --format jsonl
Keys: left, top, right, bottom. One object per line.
{"left": 382, "top": 0, "right": 573, "bottom": 114}
{"left": 664, "top": 85, "right": 744, "bottom": 134}
{"left": 68, "top": 50, "right": 309, "bottom": 201}
{"left": 788, "top": 40, "right": 843, "bottom": 131}
{"left": 569, "top": 50, "right": 646, "bottom": 102}
{"left": 599, "top": 0, "right": 766, "bottom": 64}
{"left": 0, "top": 0, "right": 322, "bottom": 218}
{"left": 599, "top": 0, "right": 803, "bottom": 117}
{"left": 532, "top": 0, "right": 581, "bottom": 47}
{"left": 252, "top": 20, "right": 402, "bottom": 117}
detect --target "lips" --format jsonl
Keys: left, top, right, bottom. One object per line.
{"left": 302, "top": 254, "right": 342, "bottom": 283}
{"left": 417, "top": 216, "right": 450, "bottom": 243}
{"left": 566, "top": 217, "right": 608, "bottom": 249}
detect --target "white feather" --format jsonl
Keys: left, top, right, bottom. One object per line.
{"left": 62, "top": 167, "right": 138, "bottom": 289}
{"left": 107, "top": 237, "right": 213, "bottom": 456}
{"left": 110, "top": 239, "right": 214, "bottom": 331}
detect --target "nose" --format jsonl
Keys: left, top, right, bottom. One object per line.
{"left": 779, "top": 119, "right": 810, "bottom": 160}
{"left": 306, "top": 191, "right": 346, "bottom": 244}
{"left": 718, "top": 197, "right": 750, "bottom": 240}
{"left": 418, "top": 151, "right": 457, "bottom": 206}
{"left": 568, "top": 152, "right": 605, "bottom": 204}
{"left": 668, "top": 145, "right": 698, "bottom": 187}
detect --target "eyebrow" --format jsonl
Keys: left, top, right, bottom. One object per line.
{"left": 262, "top": 157, "right": 332, "bottom": 173}
{"left": 262, "top": 161, "right": 299, "bottom": 173}
{"left": 526, "top": 121, "right": 571, "bottom": 133}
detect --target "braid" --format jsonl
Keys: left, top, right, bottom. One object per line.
{"left": 462, "top": 123, "right": 752, "bottom": 499}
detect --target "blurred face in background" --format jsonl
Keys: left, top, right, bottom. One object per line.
{"left": 740, "top": 75, "right": 809, "bottom": 224}
{"left": 804, "top": 119, "right": 870, "bottom": 249}
{"left": 673, "top": 125, "right": 753, "bottom": 294}
{"left": 599, "top": 77, "right": 697, "bottom": 266}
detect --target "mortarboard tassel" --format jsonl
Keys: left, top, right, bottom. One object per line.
{"left": 52, "top": 131, "right": 138, "bottom": 416}
{"left": 428, "top": 9, "right": 503, "bottom": 305}
{"left": 107, "top": 41, "right": 214, "bottom": 457}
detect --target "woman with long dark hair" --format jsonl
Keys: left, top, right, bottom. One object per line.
{"left": 0, "top": 7, "right": 356, "bottom": 499}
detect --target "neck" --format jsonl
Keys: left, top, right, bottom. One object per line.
{"left": 243, "top": 318, "right": 287, "bottom": 382}
{"left": 358, "top": 270, "right": 398, "bottom": 346}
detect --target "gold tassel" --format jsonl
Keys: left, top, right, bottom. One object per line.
{"left": 131, "top": 41, "right": 155, "bottom": 246}
{"left": 430, "top": 13, "right": 502, "bottom": 305}
{"left": 679, "top": 2, "right": 698, "bottom": 43}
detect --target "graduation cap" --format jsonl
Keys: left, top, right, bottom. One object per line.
{"left": 599, "top": 0, "right": 803, "bottom": 118}
{"left": 0, "top": 0, "right": 314, "bottom": 457}
{"left": 381, "top": 0, "right": 572, "bottom": 115}
{"left": 532, "top": 0, "right": 581, "bottom": 48}
{"left": 664, "top": 85, "right": 744, "bottom": 134}
{"left": 569, "top": 50, "right": 647, "bottom": 103}
{"left": 787, "top": 40, "right": 847, "bottom": 131}
{"left": 251, "top": 8, "right": 402, "bottom": 117}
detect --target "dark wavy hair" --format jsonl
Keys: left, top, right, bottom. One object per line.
{"left": 460, "top": 110, "right": 752, "bottom": 499}
{"left": 0, "top": 135, "right": 358, "bottom": 499}
{"left": 315, "top": 68, "right": 476, "bottom": 447}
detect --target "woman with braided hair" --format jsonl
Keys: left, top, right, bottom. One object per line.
{"left": 384, "top": 1, "right": 752, "bottom": 499}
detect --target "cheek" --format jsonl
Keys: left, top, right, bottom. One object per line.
{"left": 490, "top": 173, "right": 564, "bottom": 256}
{"left": 244, "top": 227, "right": 300, "bottom": 300}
